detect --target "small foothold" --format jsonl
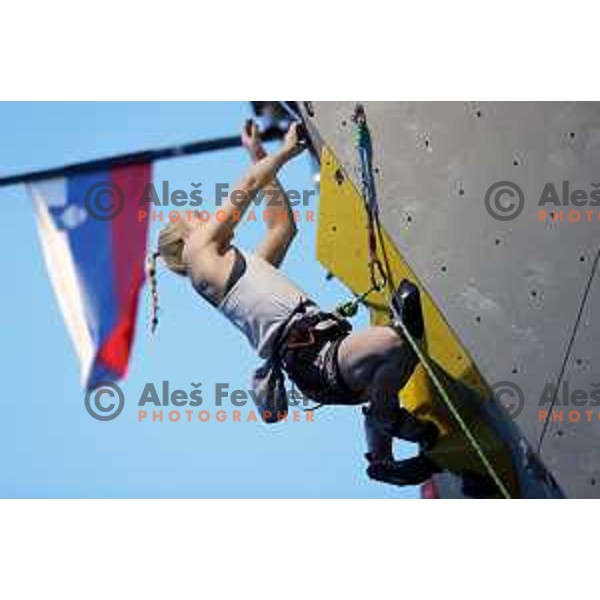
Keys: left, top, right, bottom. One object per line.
{"left": 513, "top": 159, "right": 519, "bottom": 166}
{"left": 334, "top": 169, "right": 345, "bottom": 185}
{"left": 475, "top": 110, "right": 482, "bottom": 118}
{"left": 441, "top": 265, "right": 447, "bottom": 273}
{"left": 580, "top": 255, "right": 586, "bottom": 262}
{"left": 569, "top": 131, "right": 576, "bottom": 139}
{"left": 475, "top": 315, "right": 481, "bottom": 323}
{"left": 495, "top": 238, "right": 501, "bottom": 245}
{"left": 531, "top": 289, "right": 538, "bottom": 298}
{"left": 458, "top": 188, "right": 465, "bottom": 196}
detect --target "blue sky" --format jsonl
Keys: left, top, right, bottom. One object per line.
{"left": 0, "top": 102, "right": 417, "bottom": 498}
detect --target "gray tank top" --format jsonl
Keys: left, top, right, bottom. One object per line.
{"left": 216, "top": 249, "right": 316, "bottom": 358}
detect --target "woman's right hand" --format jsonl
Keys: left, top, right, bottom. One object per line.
{"left": 281, "top": 122, "right": 307, "bottom": 160}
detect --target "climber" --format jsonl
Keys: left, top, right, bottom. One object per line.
{"left": 148, "top": 119, "right": 440, "bottom": 486}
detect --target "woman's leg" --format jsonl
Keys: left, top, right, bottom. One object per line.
{"left": 337, "top": 326, "right": 418, "bottom": 425}
{"left": 338, "top": 325, "right": 440, "bottom": 486}
{"left": 337, "top": 326, "right": 437, "bottom": 447}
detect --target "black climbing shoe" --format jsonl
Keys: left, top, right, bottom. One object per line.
{"left": 364, "top": 404, "right": 440, "bottom": 451}
{"left": 392, "top": 408, "right": 440, "bottom": 451}
{"left": 416, "top": 420, "right": 440, "bottom": 452}
{"left": 366, "top": 454, "right": 441, "bottom": 487}
{"left": 391, "top": 279, "right": 425, "bottom": 341}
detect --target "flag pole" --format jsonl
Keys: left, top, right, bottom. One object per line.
{"left": 0, "top": 129, "right": 284, "bottom": 188}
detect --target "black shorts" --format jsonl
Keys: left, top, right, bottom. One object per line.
{"left": 281, "top": 311, "right": 364, "bottom": 406}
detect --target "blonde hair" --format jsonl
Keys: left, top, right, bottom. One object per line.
{"left": 146, "top": 220, "right": 189, "bottom": 333}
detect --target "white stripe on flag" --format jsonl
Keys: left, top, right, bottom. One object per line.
{"left": 30, "top": 180, "right": 95, "bottom": 386}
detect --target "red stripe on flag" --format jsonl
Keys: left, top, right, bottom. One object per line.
{"left": 96, "top": 163, "right": 151, "bottom": 378}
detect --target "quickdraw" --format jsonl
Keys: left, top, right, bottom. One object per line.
{"left": 335, "top": 282, "right": 381, "bottom": 319}
{"left": 353, "top": 103, "right": 389, "bottom": 294}
{"left": 333, "top": 104, "right": 390, "bottom": 320}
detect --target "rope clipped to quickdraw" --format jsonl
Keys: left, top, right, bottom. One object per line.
{"left": 350, "top": 103, "right": 511, "bottom": 498}
{"left": 331, "top": 105, "right": 389, "bottom": 320}
{"left": 352, "top": 104, "right": 389, "bottom": 295}
{"left": 335, "top": 283, "right": 381, "bottom": 318}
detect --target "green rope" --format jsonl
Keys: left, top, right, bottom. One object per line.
{"left": 393, "top": 316, "right": 512, "bottom": 499}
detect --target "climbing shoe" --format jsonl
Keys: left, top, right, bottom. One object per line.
{"left": 392, "top": 407, "right": 440, "bottom": 451}
{"left": 364, "top": 404, "right": 440, "bottom": 451}
{"left": 366, "top": 454, "right": 441, "bottom": 487}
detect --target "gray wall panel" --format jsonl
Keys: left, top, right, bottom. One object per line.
{"left": 303, "top": 101, "right": 600, "bottom": 497}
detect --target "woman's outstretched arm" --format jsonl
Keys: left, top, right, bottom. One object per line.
{"left": 241, "top": 119, "right": 298, "bottom": 267}
{"left": 201, "top": 121, "right": 305, "bottom": 247}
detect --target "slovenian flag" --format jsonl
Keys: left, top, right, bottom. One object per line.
{"left": 29, "top": 163, "right": 152, "bottom": 388}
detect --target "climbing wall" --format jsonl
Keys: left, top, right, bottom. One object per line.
{"left": 301, "top": 101, "right": 600, "bottom": 498}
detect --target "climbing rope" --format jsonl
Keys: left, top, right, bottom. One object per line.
{"left": 537, "top": 245, "right": 600, "bottom": 452}
{"left": 351, "top": 103, "right": 512, "bottom": 498}
{"left": 393, "top": 315, "right": 512, "bottom": 499}
{"left": 352, "top": 105, "right": 388, "bottom": 294}
{"left": 332, "top": 105, "right": 389, "bottom": 319}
